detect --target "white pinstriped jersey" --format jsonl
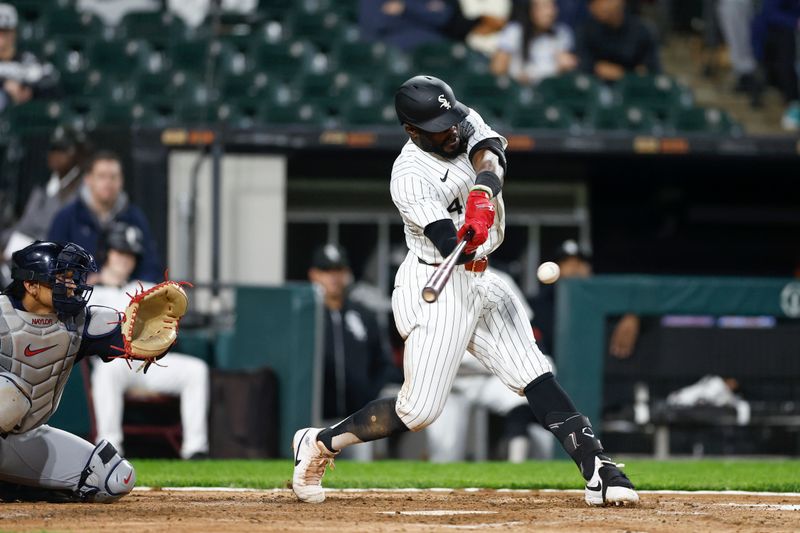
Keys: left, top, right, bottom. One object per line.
{"left": 387, "top": 107, "right": 551, "bottom": 432}
{"left": 390, "top": 109, "right": 508, "bottom": 264}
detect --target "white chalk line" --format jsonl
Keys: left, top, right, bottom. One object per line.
{"left": 377, "top": 510, "right": 497, "bottom": 516}
{"left": 133, "top": 487, "right": 800, "bottom": 497}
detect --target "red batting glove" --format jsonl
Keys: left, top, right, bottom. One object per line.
{"left": 457, "top": 189, "right": 495, "bottom": 254}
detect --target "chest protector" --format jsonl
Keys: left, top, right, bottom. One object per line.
{"left": 0, "top": 295, "right": 84, "bottom": 433}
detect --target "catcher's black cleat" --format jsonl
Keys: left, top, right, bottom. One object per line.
{"left": 584, "top": 455, "right": 639, "bottom": 506}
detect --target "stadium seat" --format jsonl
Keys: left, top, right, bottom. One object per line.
{"left": 587, "top": 104, "right": 658, "bottom": 133}
{"left": 40, "top": 8, "right": 103, "bottom": 40}
{"left": 258, "top": 100, "right": 324, "bottom": 126}
{"left": 16, "top": 22, "right": 44, "bottom": 55}
{"left": 459, "top": 74, "right": 519, "bottom": 118}
{"left": 3, "top": 100, "right": 74, "bottom": 134}
{"left": 332, "top": 39, "right": 409, "bottom": 82}
{"left": 537, "top": 73, "right": 607, "bottom": 118}
{"left": 505, "top": 102, "right": 573, "bottom": 130}
{"left": 257, "top": 0, "right": 295, "bottom": 20}
{"left": 340, "top": 101, "right": 397, "bottom": 127}
{"left": 338, "top": 81, "right": 396, "bottom": 126}
{"left": 293, "top": 69, "right": 353, "bottom": 113}
{"left": 12, "top": 0, "right": 50, "bottom": 24}
{"left": 41, "top": 36, "right": 90, "bottom": 75}
{"left": 86, "top": 101, "right": 155, "bottom": 127}
{"left": 669, "top": 106, "right": 739, "bottom": 135}
{"left": 218, "top": 70, "right": 273, "bottom": 100}
{"left": 87, "top": 38, "right": 152, "bottom": 79}
{"left": 284, "top": 9, "right": 343, "bottom": 51}
{"left": 131, "top": 69, "right": 207, "bottom": 108}
{"left": 336, "top": 0, "right": 359, "bottom": 23}
{"left": 168, "top": 39, "right": 236, "bottom": 78}
{"left": 617, "top": 73, "right": 693, "bottom": 119}
{"left": 411, "top": 42, "right": 487, "bottom": 82}
{"left": 218, "top": 28, "right": 261, "bottom": 55}
{"left": 56, "top": 69, "right": 91, "bottom": 96}
{"left": 469, "top": 103, "right": 504, "bottom": 128}
{"left": 174, "top": 101, "right": 237, "bottom": 125}
{"left": 249, "top": 39, "right": 317, "bottom": 81}
{"left": 120, "top": 11, "right": 188, "bottom": 41}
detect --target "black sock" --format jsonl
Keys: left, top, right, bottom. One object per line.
{"left": 317, "top": 397, "right": 410, "bottom": 453}
{"left": 524, "top": 373, "right": 603, "bottom": 480}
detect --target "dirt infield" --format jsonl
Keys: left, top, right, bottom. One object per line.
{"left": 3, "top": 489, "right": 799, "bottom": 532}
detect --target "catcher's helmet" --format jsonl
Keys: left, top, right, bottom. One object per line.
{"left": 395, "top": 75, "right": 469, "bottom": 132}
{"left": 10, "top": 241, "right": 97, "bottom": 316}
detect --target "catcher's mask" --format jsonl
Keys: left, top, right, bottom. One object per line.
{"left": 10, "top": 241, "right": 98, "bottom": 317}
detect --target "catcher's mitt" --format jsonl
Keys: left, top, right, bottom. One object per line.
{"left": 116, "top": 280, "right": 189, "bottom": 372}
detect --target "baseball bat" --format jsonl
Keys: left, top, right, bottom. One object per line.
{"left": 421, "top": 229, "right": 474, "bottom": 304}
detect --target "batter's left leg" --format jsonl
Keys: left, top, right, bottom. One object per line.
{"left": 469, "top": 271, "right": 638, "bottom": 506}
{"left": 0, "top": 425, "right": 135, "bottom": 503}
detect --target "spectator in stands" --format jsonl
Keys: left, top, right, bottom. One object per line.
{"left": 77, "top": 0, "right": 160, "bottom": 26}
{"left": 491, "top": 0, "right": 577, "bottom": 85}
{"left": 168, "top": 0, "right": 257, "bottom": 28}
{"left": 308, "top": 244, "right": 401, "bottom": 422}
{"left": 89, "top": 222, "right": 210, "bottom": 460}
{"left": 2, "top": 126, "right": 88, "bottom": 259}
{"left": 359, "top": 0, "right": 505, "bottom": 52}
{"left": 716, "top": 0, "right": 764, "bottom": 107}
{"left": 753, "top": 0, "right": 800, "bottom": 131}
{"left": 47, "top": 150, "right": 162, "bottom": 283}
{"left": 0, "top": 3, "right": 56, "bottom": 112}
{"left": 556, "top": 0, "right": 588, "bottom": 29}
{"left": 576, "top": 0, "right": 661, "bottom": 82}
{"left": 529, "top": 239, "right": 641, "bottom": 359}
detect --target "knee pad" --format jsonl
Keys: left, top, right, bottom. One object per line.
{"left": 0, "top": 375, "right": 31, "bottom": 434}
{"left": 77, "top": 440, "right": 135, "bottom": 503}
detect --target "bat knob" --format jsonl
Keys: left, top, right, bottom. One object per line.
{"left": 421, "top": 288, "right": 438, "bottom": 303}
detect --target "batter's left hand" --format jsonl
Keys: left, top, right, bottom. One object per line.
{"left": 458, "top": 190, "right": 494, "bottom": 253}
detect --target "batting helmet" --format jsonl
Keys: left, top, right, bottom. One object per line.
{"left": 10, "top": 241, "right": 97, "bottom": 316}
{"left": 395, "top": 75, "right": 469, "bottom": 132}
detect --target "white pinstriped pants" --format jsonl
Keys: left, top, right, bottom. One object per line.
{"left": 391, "top": 252, "right": 552, "bottom": 431}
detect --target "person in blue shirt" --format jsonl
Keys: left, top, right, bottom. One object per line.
{"left": 753, "top": 0, "right": 800, "bottom": 130}
{"left": 47, "top": 151, "right": 162, "bottom": 283}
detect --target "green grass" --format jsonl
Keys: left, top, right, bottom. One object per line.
{"left": 131, "top": 459, "right": 800, "bottom": 493}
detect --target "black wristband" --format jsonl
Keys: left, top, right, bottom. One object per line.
{"left": 423, "top": 219, "right": 476, "bottom": 264}
{"left": 475, "top": 170, "right": 502, "bottom": 198}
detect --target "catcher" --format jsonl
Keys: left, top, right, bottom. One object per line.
{"left": 0, "top": 240, "right": 188, "bottom": 502}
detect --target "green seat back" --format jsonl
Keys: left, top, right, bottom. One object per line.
{"left": 506, "top": 102, "right": 573, "bottom": 130}
{"left": 537, "top": 73, "right": 603, "bottom": 117}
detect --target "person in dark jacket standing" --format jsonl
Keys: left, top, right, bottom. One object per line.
{"left": 576, "top": 0, "right": 660, "bottom": 82}
{"left": 308, "top": 244, "right": 400, "bottom": 421}
{"left": 47, "top": 151, "right": 162, "bottom": 283}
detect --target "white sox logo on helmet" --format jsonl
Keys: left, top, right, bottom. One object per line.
{"left": 438, "top": 94, "right": 451, "bottom": 109}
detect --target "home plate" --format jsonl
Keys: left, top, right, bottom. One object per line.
{"left": 378, "top": 510, "right": 498, "bottom": 516}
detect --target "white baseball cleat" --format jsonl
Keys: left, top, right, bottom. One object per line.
{"left": 584, "top": 455, "right": 639, "bottom": 506}
{"left": 291, "top": 427, "right": 337, "bottom": 503}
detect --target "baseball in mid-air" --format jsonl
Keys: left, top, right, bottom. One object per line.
{"left": 537, "top": 261, "right": 560, "bottom": 284}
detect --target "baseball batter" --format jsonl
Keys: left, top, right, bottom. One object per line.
{"left": 292, "top": 75, "right": 638, "bottom": 506}
{"left": 0, "top": 241, "right": 135, "bottom": 502}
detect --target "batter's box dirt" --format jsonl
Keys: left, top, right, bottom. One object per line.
{"left": 2, "top": 490, "right": 799, "bottom": 532}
